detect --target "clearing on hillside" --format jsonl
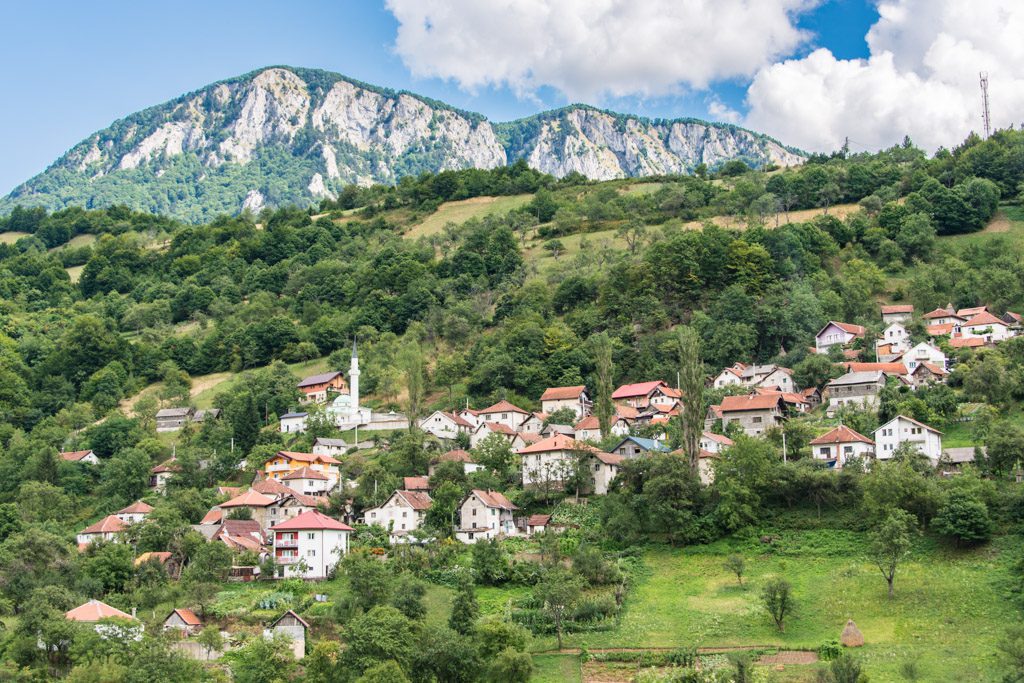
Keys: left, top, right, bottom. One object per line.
{"left": 406, "top": 194, "right": 534, "bottom": 239}
{"left": 0, "top": 231, "right": 30, "bottom": 244}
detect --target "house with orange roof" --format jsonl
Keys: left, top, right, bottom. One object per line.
{"left": 77, "top": 515, "right": 126, "bottom": 549}
{"left": 877, "top": 321, "right": 911, "bottom": 356}
{"left": 115, "top": 500, "right": 153, "bottom": 524}
{"left": 899, "top": 341, "right": 947, "bottom": 373}
{"left": 922, "top": 305, "right": 965, "bottom": 326}
{"left": 718, "top": 393, "right": 789, "bottom": 436}
{"left": 362, "top": 490, "right": 433, "bottom": 543}
{"left": 518, "top": 434, "right": 623, "bottom": 494}
{"left": 540, "top": 385, "right": 591, "bottom": 418}
{"left": 475, "top": 400, "right": 532, "bottom": 431}
{"left": 573, "top": 414, "right": 630, "bottom": 442}
{"left": 469, "top": 421, "right": 527, "bottom": 449}
{"left": 810, "top": 425, "right": 875, "bottom": 468}
{"left": 699, "top": 432, "right": 734, "bottom": 454}
{"left": 163, "top": 608, "right": 202, "bottom": 635}
{"left": 456, "top": 489, "right": 518, "bottom": 543}
{"left": 282, "top": 467, "right": 332, "bottom": 497}
{"left": 874, "top": 415, "right": 943, "bottom": 463}
{"left": 841, "top": 361, "right": 909, "bottom": 376}
{"left": 518, "top": 411, "right": 549, "bottom": 434}
{"left": 712, "top": 363, "right": 746, "bottom": 389}
{"left": 60, "top": 449, "right": 99, "bottom": 465}
{"left": 881, "top": 304, "right": 914, "bottom": 325}
{"left": 263, "top": 450, "right": 340, "bottom": 484}
{"left": 149, "top": 458, "right": 180, "bottom": 492}
{"left": 418, "top": 409, "right": 475, "bottom": 440}
{"left": 66, "top": 599, "right": 136, "bottom": 623}
{"left": 219, "top": 489, "right": 277, "bottom": 528}
{"left": 815, "top": 321, "right": 866, "bottom": 353}
{"left": 949, "top": 336, "right": 985, "bottom": 349}
{"left": 611, "top": 380, "right": 675, "bottom": 409}
{"left": 960, "top": 311, "right": 1014, "bottom": 342}
{"left": 909, "top": 362, "right": 949, "bottom": 388}
{"left": 271, "top": 510, "right": 353, "bottom": 579}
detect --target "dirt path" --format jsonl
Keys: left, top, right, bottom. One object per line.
{"left": 983, "top": 210, "right": 1011, "bottom": 233}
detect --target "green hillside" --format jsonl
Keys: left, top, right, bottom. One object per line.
{"left": 0, "top": 130, "right": 1022, "bottom": 680}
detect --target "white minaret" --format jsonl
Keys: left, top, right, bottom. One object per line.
{"left": 348, "top": 339, "right": 360, "bottom": 414}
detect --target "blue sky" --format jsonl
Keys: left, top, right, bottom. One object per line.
{"left": 0, "top": 1, "right": 897, "bottom": 194}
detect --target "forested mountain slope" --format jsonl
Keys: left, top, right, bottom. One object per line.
{"left": 0, "top": 66, "right": 802, "bottom": 222}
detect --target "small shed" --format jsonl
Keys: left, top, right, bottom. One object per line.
{"left": 841, "top": 619, "right": 864, "bottom": 647}
{"left": 268, "top": 610, "right": 309, "bottom": 659}
{"left": 163, "top": 608, "right": 202, "bottom": 636}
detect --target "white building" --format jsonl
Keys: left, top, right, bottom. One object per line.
{"left": 878, "top": 322, "right": 911, "bottom": 354}
{"left": 115, "top": 501, "right": 153, "bottom": 524}
{"left": 824, "top": 370, "right": 887, "bottom": 416}
{"left": 960, "top": 312, "right": 1014, "bottom": 342}
{"left": 271, "top": 510, "right": 352, "bottom": 579}
{"left": 282, "top": 467, "right": 333, "bottom": 497}
{"left": 539, "top": 386, "right": 591, "bottom": 419}
{"left": 475, "top": 400, "right": 532, "bottom": 431}
{"left": 900, "top": 341, "right": 947, "bottom": 372}
{"left": 362, "top": 490, "right": 432, "bottom": 542}
{"left": 873, "top": 415, "right": 943, "bottom": 463}
{"left": 60, "top": 450, "right": 100, "bottom": 465}
{"left": 699, "top": 432, "right": 734, "bottom": 454}
{"left": 809, "top": 425, "right": 875, "bottom": 468}
{"left": 923, "top": 306, "right": 965, "bottom": 327}
{"left": 712, "top": 365, "right": 745, "bottom": 390}
{"left": 280, "top": 412, "right": 308, "bottom": 434}
{"left": 418, "top": 410, "right": 474, "bottom": 440}
{"left": 455, "top": 490, "right": 517, "bottom": 544}
{"left": 881, "top": 304, "right": 914, "bottom": 325}
{"left": 312, "top": 437, "right": 348, "bottom": 458}
{"left": 77, "top": 515, "right": 126, "bottom": 548}
{"left": 815, "top": 321, "right": 866, "bottom": 353}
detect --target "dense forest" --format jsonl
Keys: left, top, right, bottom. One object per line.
{"left": 0, "top": 129, "right": 1022, "bottom": 680}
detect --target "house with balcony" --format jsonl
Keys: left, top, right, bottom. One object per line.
{"left": 297, "top": 370, "right": 347, "bottom": 405}
{"left": 272, "top": 510, "right": 352, "bottom": 579}
{"left": 810, "top": 425, "right": 875, "bottom": 468}
{"left": 475, "top": 400, "right": 532, "bottom": 431}
{"left": 263, "top": 451, "right": 340, "bottom": 485}
{"left": 824, "top": 370, "right": 887, "bottom": 416}
{"left": 814, "top": 321, "right": 866, "bottom": 353}
{"left": 418, "top": 410, "right": 475, "bottom": 440}
{"left": 899, "top": 341, "right": 947, "bottom": 372}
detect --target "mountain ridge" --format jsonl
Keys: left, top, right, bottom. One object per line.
{"left": 1, "top": 65, "right": 806, "bottom": 222}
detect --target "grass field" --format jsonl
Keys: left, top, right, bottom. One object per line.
{"left": 0, "top": 231, "right": 30, "bottom": 244}
{"left": 511, "top": 528, "right": 1017, "bottom": 682}
{"left": 65, "top": 265, "right": 85, "bottom": 283}
{"left": 405, "top": 194, "right": 534, "bottom": 239}
{"left": 941, "top": 204, "right": 1024, "bottom": 249}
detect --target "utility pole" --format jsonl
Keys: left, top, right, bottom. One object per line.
{"left": 980, "top": 72, "right": 991, "bottom": 138}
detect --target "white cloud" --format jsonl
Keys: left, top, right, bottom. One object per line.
{"left": 385, "top": 0, "right": 817, "bottom": 101}
{"left": 707, "top": 98, "right": 741, "bottom": 124}
{"left": 744, "top": 0, "right": 1024, "bottom": 153}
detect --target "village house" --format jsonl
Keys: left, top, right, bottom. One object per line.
{"left": 717, "top": 393, "right": 788, "bottom": 436}
{"left": 60, "top": 449, "right": 99, "bottom": 465}
{"left": 923, "top": 305, "right": 965, "bottom": 327}
{"left": 269, "top": 492, "right": 327, "bottom": 528}
{"left": 874, "top": 415, "right": 943, "bottom": 463}
{"left": 475, "top": 400, "right": 532, "bottom": 431}
{"left": 115, "top": 500, "right": 153, "bottom": 524}
{"left": 428, "top": 449, "right": 484, "bottom": 477}
{"left": 403, "top": 476, "right": 430, "bottom": 492}
{"left": 282, "top": 467, "right": 333, "bottom": 497}
{"left": 960, "top": 311, "right": 1014, "bottom": 342}
{"left": 810, "top": 425, "right": 875, "bottom": 468}
{"left": 899, "top": 341, "right": 947, "bottom": 372}
{"left": 957, "top": 305, "right": 989, "bottom": 318}
{"left": 518, "top": 412, "right": 548, "bottom": 434}
{"left": 712, "top": 363, "right": 746, "bottom": 389}
{"left": 842, "top": 361, "right": 909, "bottom": 377}
{"left": 825, "top": 370, "right": 887, "bottom": 416}
{"left": 418, "top": 410, "right": 474, "bottom": 440}
{"left": 156, "top": 407, "right": 194, "bottom": 432}
{"left": 801, "top": 386, "right": 823, "bottom": 409}
{"left": 456, "top": 489, "right": 517, "bottom": 544}
{"left": 150, "top": 459, "right": 179, "bottom": 492}
{"left": 135, "top": 552, "right": 182, "bottom": 579}
{"left": 540, "top": 385, "right": 591, "bottom": 418}
{"left": 470, "top": 421, "right": 526, "bottom": 449}
{"left": 525, "top": 514, "right": 552, "bottom": 536}
{"left": 268, "top": 611, "right": 310, "bottom": 659}
{"left": 279, "top": 412, "right": 308, "bottom": 434}
{"left": 66, "top": 600, "right": 137, "bottom": 625}
{"left": 700, "top": 432, "right": 734, "bottom": 454}
{"left": 362, "top": 490, "right": 433, "bottom": 542}
{"left": 219, "top": 490, "right": 277, "bottom": 529}
{"left": 519, "top": 434, "right": 590, "bottom": 489}
{"left": 881, "top": 304, "right": 914, "bottom": 325}
{"left": 736, "top": 364, "right": 798, "bottom": 392}
{"left": 611, "top": 380, "right": 674, "bottom": 409}
{"left": 573, "top": 414, "right": 630, "bottom": 442}
{"left": 77, "top": 515, "right": 126, "bottom": 549}
{"left": 940, "top": 446, "right": 985, "bottom": 475}
{"left": 589, "top": 451, "right": 624, "bottom": 495}
{"left": 297, "top": 371, "right": 347, "bottom": 405}
{"left": 909, "top": 362, "right": 948, "bottom": 388}
{"left": 949, "top": 336, "right": 985, "bottom": 349}
{"left": 272, "top": 510, "right": 353, "bottom": 579}
{"left": 669, "top": 447, "right": 719, "bottom": 486}
{"left": 163, "top": 608, "right": 202, "bottom": 636}
{"left": 192, "top": 408, "right": 221, "bottom": 424}
{"left": 263, "top": 451, "right": 341, "bottom": 485}
{"left": 311, "top": 437, "right": 348, "bottom": 458}
{"left": 878, "top": 322, "right": 911, "bottom": 355}
{"left": 540, "top": 422, "right": 575, "bottom": 438}
{"left": 814, "top": 321, "right": 866, "bottom": 353}
{"left": 611, "top": 435, "right": 671, "bottom": 458}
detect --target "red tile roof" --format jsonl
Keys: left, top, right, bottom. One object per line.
{"left": 540, "top": 385, "right": 586, "bottom": 401}
{"left": 517, "top": 433, "right": 595, "bottom": 454}
{"left": 612, "top": 380, "right": 667, "bottom": 399}
{"left": 272, "top": 510, "right": 353, "bottom": 531}
{"left": 441, "top": 411, "right": 474, "bottom": 428}
{"left": 923, "top": 307, "right": 958, "bottom": 320}
{"left": 957, "top": 306, "right": 988, "bottom": 318}
{"left": 964, "top": 311, "right": 1006, "bottom": 327}
{"left": 403, "top": 476, "right": 430, "bottom": 490}
{"left": 881, "top": 304, "right": 914, "bottom": 314}
{"left": 615, "top": 405, "right": 640, "bottom": 419}
{"left": 478, "top": 400, "right": 530, "bottom": 415}
{"left": 926, "top": 323, "right": 955, "bottom": 336}
{"left": 252, "top": 478, "right": 294, "bottom": 496}
{"left": 81, "top": 515, "right": 126, "bottom": 535}
{"left": 134, "top": 551, "right": 172, "bottom": 566}
{"left": 117, "top": 501, "right": 153, "bottom": 515}
{"left": 809, "top": 425, "right": 874, "bottom": 445}
{"left": 66, "top": 600, "right": 134, "bottom": 622}
{"left": 395, "top": 490, "right": 433, "bottom": 510}
{"left": 470, "top": 489, "right": 517, "bottom": 510}
{"left": 843, "top": 362, "right": 908, "bottom": 375}
{"left": 168, "top": 608, "right": 201, "bottom": 626}
{"left": 818, "top": 321, "right": 866, "bottom": 337}
{"left": 702, "top": 432, "right": 734, "bottom": 446}
{"left": 220, "top": 490, "right": 276, "bottom": 508}
{"left": 297, "top": 371, "right": 344, "bottom": 388}
{"left": 282, "top": 466, "right": 328, "bottom": 481}
{"left": 60, "top": 450, "right": 95, "bottom": 462}
{"left": 949, "top": 337, "right": 984, "bottom": 348}
{"left": 200, "top": 507, "right": 223, "bottom": 525}
{"left": 719, "top": 394, "right": 785, "bottom": 412}
{"left": 518, "top": 432, "right": 543, "bottom": 444}
{"left": 527, "top": 514, "right": 551, "bottom": 527}
{"left": 574, "top": 415, "right": 600, "bottom": 430}
{"left": 434, "top": 449, "right": 475, "bottom": 464}
{"left": 481, "top": 421, "right": 517, "bottom": 435}
{"left": 918, "top": 362, "right": 948, "bottom": 376}
{"left": 592, "top": 451, "right": 624, "bottom": 465}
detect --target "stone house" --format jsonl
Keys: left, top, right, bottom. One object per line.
{"left": 824, "top": 370, "right": 887, "bottom": 416}
{"left": 717, "top": 393, "right": 787, "bottom": 436}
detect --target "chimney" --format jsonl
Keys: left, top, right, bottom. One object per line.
{"left": 131, "top": 607, "right": 137, "bottom": 618}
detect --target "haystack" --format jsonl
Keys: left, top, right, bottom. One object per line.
{"left": 841, "top": 619, "right": 864, "bottom": 647}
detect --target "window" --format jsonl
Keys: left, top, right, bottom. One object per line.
{"left": 752, "top": 417, "right": 762, "bottom": 423}
{"left": 307, "top": 533, "right": 315, "bottom": 540}
{"left": 402, "top": 511, "right": 407, "bottom": 518}
{"left": 472, "top": 508, "right": 477, "bottom": 516}
{"left": 819, "top": 447, "right": 830, "bottom": 456}
{"left": 308, "top": 549, "right": 316, "bottom": 557}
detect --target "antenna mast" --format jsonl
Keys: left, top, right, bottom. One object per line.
{"left": 980, "top": 72, "right": 991, "bottom": 138}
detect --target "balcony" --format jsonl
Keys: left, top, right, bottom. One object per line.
{"left": 275, "top": 555, "right": 297, "bottom": 564}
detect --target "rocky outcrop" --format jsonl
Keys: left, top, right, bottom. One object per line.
{"left": 1, "top": 66, "right": 804, "bottom": 221}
